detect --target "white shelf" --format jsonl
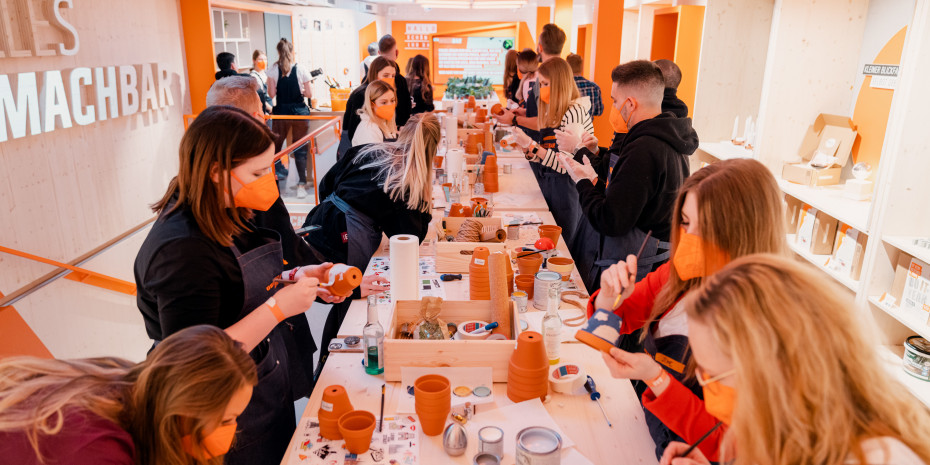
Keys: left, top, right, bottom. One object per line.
{"left": 777, "top": 179, "right": 872, "bottom": 233}
{"left": 880, "top": 345, "right": 930, "bottom": 409}
{"left": 696, "top": 141, "right": 754, "bottom": 161}
{"left": 869, "top": 295, "right": 930, "bottom": 341}
{"left": 884, "top": 236, "right": 930, "bottom": 265}
{"left": 786, "top": 234, "right": 860, "bottom": 292}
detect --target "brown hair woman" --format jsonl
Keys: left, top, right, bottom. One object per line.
{"left": 587, "top": 158, "right": 788, "bottom": 461}
{"left": 135, "top": 105, "right": 341, "bottom": 464}
{"left": 668, "top": 255, "right": 930, "bottom": 465}
{"left": 405, "top": 54, "right": 434, "bottom": 115}
{"left": 0, "top": 325, "right": 257, "bottom": 465}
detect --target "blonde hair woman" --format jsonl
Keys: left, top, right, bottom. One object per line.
{"left": 352, "top": 80, "right": 398, "bottom": 147}
{"left": 588, "top": 159, "right": 788, "bottom": 461}
{"left": 508, "top": 57, "right": 593, "bottom": 251}
{"left": 665, "top": 254, "right": 930, "bottom": 465}
{"left": 0, "top": 326, "right": 257, "bottom": 464}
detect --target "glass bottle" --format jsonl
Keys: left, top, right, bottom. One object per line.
{"left": 542, "top": 286, "right": 562, "bottom": 365}
{"left": 450, "top": 173, "right": 462, "bottom": 205}
{"left": 363, "top": 295, "right": 384, "bottom": 375}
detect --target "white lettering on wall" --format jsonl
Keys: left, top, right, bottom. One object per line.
{"left": 41, "top": 70, "right": 72, "bottom": 132}
{"left": 118, "top": 65, "right": 139, "bottom": 116}
{"left": 69, "top": 67, "right": 94, "bottom": 125}
{"left": 0, "top": 73, "right": 41, "bottom": 140}
{"left": 0, "top": 0, "right": 80, "bottom": 58}
{"left": 94, "top": 66, "right": 118, "bottom": 121}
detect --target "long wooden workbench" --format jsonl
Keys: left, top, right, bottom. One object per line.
{"left": 281, "top": 150, "right": 658, "bottom": 465}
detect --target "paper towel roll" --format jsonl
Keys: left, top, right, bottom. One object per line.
{"left": 488, "top": 252, "right": 511, "bottom": 339}
{"left": 389, "top": 234, "right": 419, "bottom": 301}
{"left": 443, "top": 114, "right": 458, "bottom": 146}
{"left": 453, "top": 99, "right": 465, "bottom": 117}
{"left": 446, "top": 148, "right": 464, "bottom": 182}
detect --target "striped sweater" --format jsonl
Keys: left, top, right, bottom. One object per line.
{"left": 534, "top": 96, "right": 594, "bottom": 174}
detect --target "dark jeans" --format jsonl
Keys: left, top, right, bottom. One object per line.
{"left": 273, "top": 119, "right": 310, "bottom": 184}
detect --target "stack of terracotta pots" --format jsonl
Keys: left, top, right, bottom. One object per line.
{"left": 507, "top": 331, "right": 549, "bottom": 402}
{"left": 483, "top": 155, "right": 499, "bottom": 193}
{"left": 515, "top": 248, "right": 543, "bottom": 276}
{"left": 470, "top": 246, "right": 491, "bottom": 300}
{"left": 449, "top": 203, "right": 472, "bottom": 217}
{"left": 337, "top": 410, "right": 376, "bottom": 454}
{"left": 414, "top": 374, "right": 451, "bottom": 436}
{"left": 318, "top": 385, "right": 353, "bottom": 440}
{"left": 465, "top": 133, "right": 482, "bottom": 155}
{"left": 476, "top": 107, "right": 488, "bottom": 123}
{"left": 515, "top": 273, "right": 535, "bottom": 299}
{"left": 505, "top": 256, "right": 514, "bottom": 294}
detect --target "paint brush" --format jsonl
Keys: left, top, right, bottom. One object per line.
{"left": 378, "top": 384, "right": 386, "bottom": 433}
{"left": 612, "top": 230, "right": 653, "bottom": 309}
{"left": 678, "top": 422, "right": 723, "bottom": 459}
{"left": 273, "top": 278, "right": 297, "bottom": 285}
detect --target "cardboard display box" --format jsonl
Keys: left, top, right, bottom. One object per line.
{"left": 796, "top": 205, "right": 838, "bottom": 255}
{"left": 783, "top": 113, "right": 858, "bottom": 187}
{"left": 383, "top": 300, "right": 521, "bottom": 382}
{"left": 784, "top": 194, "right": 804, "bottom": 234}
{"left": 434, "top": 217, "right": 507, "bottom": 273}
{"left": 827, "top": 224, "right": 868, "bottom": 280}
{"left": 890, "top": 252, "right": 930, "bottom": 314}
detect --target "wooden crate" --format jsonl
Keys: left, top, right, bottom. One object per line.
{"left": 384, "top": 300, "right": 521, "bottom": 382}
{"left": 435, "top": 217, "right": 507, "bottom": 273}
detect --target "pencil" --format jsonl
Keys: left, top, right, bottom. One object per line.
{"left": 378, "top": 384, "right": 385, "bottom": 432}
{"left": 679, "top": 421, "right": 723, "bottom": 458}
{"left": 612, "top": 230, "right": 653, "bottom": 309}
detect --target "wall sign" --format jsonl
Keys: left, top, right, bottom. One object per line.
{"left": 0, "top": 0, "right": 178, "bottom": 143}
{"left": 862, "top": 63, "right": 899, "bottom": 90}
{"left": 405, "top": 23, "right": 436, "bottom": 51}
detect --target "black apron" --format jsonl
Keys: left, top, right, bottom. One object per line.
{"left": 316, "top": 192, "right": 383, "bottom": 364}
{"left": 223, "top": 233, "right": 296, "bottom": 465}
{"left": 533, "top": 126, "right": 583, "bottom": 250}
{"left": 636, "top": 314, "right": 703, "bottom": 461}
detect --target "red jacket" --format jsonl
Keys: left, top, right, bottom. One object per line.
{"left": 587, "top": 263, "right": 727, "bottom": 461}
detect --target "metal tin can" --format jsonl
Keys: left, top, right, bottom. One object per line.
{"left": 473, "top": 452, "right": 501, "bottom": 465}
{"left": 478, "top": 426, "right": 504, "bottom": 458}
{"left": 515, "top": 426, "right": 562, "bottom": 465}
{"left": 533, "top": 271, "right": 562, "bottom": 310}
{"left": 503, "top": 163, "right": 513, "bottom": 174}
{"left": 904, "top": 335, "right": 930, "bottom": 381}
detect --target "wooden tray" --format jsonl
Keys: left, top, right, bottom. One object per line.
{"left": 384, "top": 299, "right": 521, "bottom": 382}
{"left": 435, "top": 217, "right": 507, "bottom": 273}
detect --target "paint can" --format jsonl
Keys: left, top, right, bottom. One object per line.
{"left": 473, "top": 452, "right": 501, "bottom": 465}
{"left": 904, "top": 336, "right": 930, "bottom": 381}
{"left": 533, "top": 271, "right": 561, "bottom": 310}
{"left": 478, "top": 426, "right": 504, "bottom": 458}
{"left": 515, "top": 426, "right": 562, "bottom": 465}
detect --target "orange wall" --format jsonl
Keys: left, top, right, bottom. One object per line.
{"left": 553, "top": 0, "right": 572, "bottom": 57}
{"left": 591, "top": 0, "right": 624, "bottom": 143}
{"left": 651, "top": 11, "right": 677, "bottom": 61}
{"left": 536, "top": 7, "right": 550, "bottom": 40}
{"left": 180, "top": 0, "right": 215, "bottom": 114}
{"left": 0, "top": 293, "right": 53, "bottom": 359}
{"left": 850, "top": 26, "right": 907, "bottom": 173}
{"left": 359, "top": 21, "right": 378, "bottom": 64}
{"left": 673, "top": 6, "right": 704, "bottom": 118}
{"left": 578, "top": 25, "right": 593, "bottom": 78}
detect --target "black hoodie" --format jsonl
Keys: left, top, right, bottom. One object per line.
{"left": 575, "top": 112, "right": 698, "bottom": 242}
{"left": 662, "top": 87, "right": 689, "bottom": 118}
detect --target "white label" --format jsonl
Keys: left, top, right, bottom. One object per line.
{"left": 544, "top": 328, "right": 560, "bottom": 362}
{"left": 321, "top": 400, "right": 334, "bottom": 412}
{"left": 870, "top": 75, "right": 898, "bottom": 90}
{"left": 474, "top": 259, "right": 485, "bottom": 265}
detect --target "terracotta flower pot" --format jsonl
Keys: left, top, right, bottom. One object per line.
{"left": 515, "top": 274, "right": 535, "bottom": 299}
{"left": 324, "top": 264, "right": 362, "bottom": 296}
{"left": 511, "top": 331, "right": 548, "bottom": 370}
{"left": 450, "top": 203, "right": 471, "bottom": 217}
{"left": 433, "top": 155, "right": 444, "bottom": 169}
{"left": 538, "top": 225, "right": 562, "bottom": 246}
{"left": 508, "top": 360, "right": 550, "bottom": 378}
{"left": 516, "top": 254, "right": 543, "bottom": 275}
{"left": 470, "top": 247, "right": 491, "bottom": 300}
{"left": 338, "top": 410, "right": 376, "bottom": 454}
{"left": 476, "top": 107, "right": 487, "bottom": 123}
{"left": 546, "top": 257, "right": 574, "bottom": 282}
{"left": 507, "top": 383, "right": 548, "bottom": 403}
{"left": 490, "top": 103, "right": 504, "bottom": 116}
{"left": 319, "top": 385, "right": 353, "bottom": 440}
{"left": 414, "top": 375, "right": 451, "bottom": 437}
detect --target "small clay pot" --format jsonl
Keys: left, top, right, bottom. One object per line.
{"left": 476, "top": 108, "right": 487, "bottom": 123}
{"left": 433, "top": 155, "right": 444, "bottom": 169}
{"left": 538, "top": 225, "right": 562, "bottom": 246}
{"left": 508, "top": 360, "right": 550, "bottom": 377}
{"left": 338, "top": 410, "right": 376, "bottom": 454}
{"left": 511, "top": 331, "right": 548, "bottom": 370}
{"left": 324, "top": 264, "right": 362, "bottom": 296}
{"left": 319, "top": 385, "right": 354, "bottom": 440}
{"left": 450, "top": 203, "right": 470, "bottom": 217}
{"left": 507, "top": 383, "right": 548, "bottom": 403}
{"left": 515, "top": 274, "right": 535, "bottom": 299}
{"left": 516, "top": 254, "right": 543, "bottom": 275}
{"left": 471, "top": 197, "right": 489, "bottom": 210}
{"left": 470, "top": 247, "right": 491, "bottom": 300}
{"left": 414, "top": 375, "right": 451, "bottom": 437}
{"left": 491, "top": 103, "right": 504, "bottom": 116}
{"left": 546, "top": 257, "right": 574, "bottom": 282}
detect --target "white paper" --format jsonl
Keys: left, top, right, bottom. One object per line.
{"left": 397, "top": 367, "right": 495, "bottom": 413}
{"left": 462, "top": 398, "right": 576, "bottom": 461}
{"left": 287, "top": 416, "right": 420, "bottom": 465}
{"left": 521, "top": 309, "right": 585, "bottom": 343}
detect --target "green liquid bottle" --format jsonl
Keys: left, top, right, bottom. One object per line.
{"left": 364, "top": 295, "right": 384, "bottom": 375}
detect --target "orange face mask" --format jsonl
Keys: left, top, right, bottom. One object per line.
{"left": 231, "top": 170, "right": 278, "bottom": 211}
{"left": 374, "top": 102, "right": 396, "bottom": 121}
{"left": 698, "top": 370, "right": 737, "bottom": 425}
{"left": 255, "top": 59, "right": 267, "bottom": 71}
{"left": 672, "top": 227, "right": 730, "bottom": 281}
{"left": 380, "top": 76, "right": 394, "bottom": 85}
{"left": 517, "top": 70, "right": 524, "bottom": 80}
{"left": 182, "top": 422, "right": 237, "bottom": 460}
{"left": 539, "top": 85, "right": 551, "bottom": 104}
{"left": 609, "top": 106, "right": 628, "bottom": 133}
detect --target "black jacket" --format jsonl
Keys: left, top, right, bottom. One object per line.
{"left": 575, "top": 112, "right": 698, "bottom": 242}
{"left": 505, "top": 73, "right": 520, "bottom": 101}
{"left": 409, "top": 78, "right": 434, "bottom": 115}
{"left": 343, "top": 63, "right": 412, "bottom": 139}
{"left": 662, "top": 87, "right": 689, "bottom": 118}
{"left": 302, "top": 145, "right": 432, "bottom": 266}
{"left": 214, "top": 69, "right": 242, "bottom": 80}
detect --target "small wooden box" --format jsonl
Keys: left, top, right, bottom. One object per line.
{"left": 435, "top": 217, "right": 507, "bottom": 273}
{"left": 384, "top": 300, "right": 521, "bottom": 382}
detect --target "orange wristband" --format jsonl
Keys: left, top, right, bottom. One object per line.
{"left": 267, "top": 303, "right": 286, "bottom": 323}
{"left": 646, "top": 369, "right": 670, "bottom": 390}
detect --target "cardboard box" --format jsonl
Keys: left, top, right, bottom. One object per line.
{"left": 383, "top": 299, "right": 521, "bottom": 382}
{"left": 782, "top": 113, "right": 858, "bottom": 187}
{"left": 784, "top": 195, "right": 804, "bottom": 234}
{"left": 827, "top": 224, "right": 868, "bottom": 280}
{"left": 890, "top": 253, "right": 930, "bottom": 313}
{"left": 796, "top": 205, "right": 838, "bottom": 255}
{"left": 434, "top": 217, "right": 507, "bottom": 273}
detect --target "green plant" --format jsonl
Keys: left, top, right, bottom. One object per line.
{"left": 443, "top": 76, "right": 495, "bottom": 99}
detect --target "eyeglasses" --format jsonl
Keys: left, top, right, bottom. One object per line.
{"left": 695, "top": 368, "right": 736, "bottom": 387}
